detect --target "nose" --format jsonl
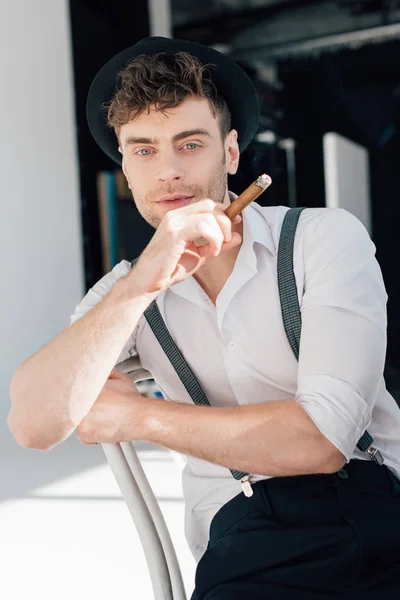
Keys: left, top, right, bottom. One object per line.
{"left": 156, "top": 153, "right": 185, "bottom": 183}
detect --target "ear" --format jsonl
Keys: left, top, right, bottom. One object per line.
{"left": 225, "top": 129, "right": 240, "bottom": 175}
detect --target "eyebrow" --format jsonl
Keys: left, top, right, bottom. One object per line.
{"left": 123, "top": 128, "right": 211, "bottom": 147}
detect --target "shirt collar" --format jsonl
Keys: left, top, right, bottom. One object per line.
{"left": 229, "top": 191, "right": 276, "bottom": 258}
{"left": 167, "top": 191, "right": 276, "bottom": 305}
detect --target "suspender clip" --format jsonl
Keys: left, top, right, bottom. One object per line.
{"left": 366, "top": 445, "right": 384, "bottom": 465}
{"left": 241, "top": 476, "right": 253, "bottom": 497}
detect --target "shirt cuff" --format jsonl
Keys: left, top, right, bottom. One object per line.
{"left": 296, "top": 374, "right": 372, "bottom": 462}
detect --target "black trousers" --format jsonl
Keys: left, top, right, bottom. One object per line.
{"left": 191, "top": 460, "right": 400, "bottom": 599}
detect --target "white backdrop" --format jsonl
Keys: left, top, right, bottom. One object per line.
{"left": 323, "top": 131, "right": 372, "bottom": 235}
{"left": 0, "top": 0, "right": 83, "bottom": 433}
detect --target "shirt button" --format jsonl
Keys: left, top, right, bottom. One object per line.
{"left": 228, "top": 342, "right": 236, "bottom": 349}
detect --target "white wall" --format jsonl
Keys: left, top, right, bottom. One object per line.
{"left": 0, "top": 1, "right": 83, "bottom": 427}
{"left": 148, "top": 0, "right": 172, "bottom": 37}
{"left": 323, "top": 132, "right": 372, "bottom": 235}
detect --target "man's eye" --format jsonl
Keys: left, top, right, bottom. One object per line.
{"left": 136, "top": 148, "right": 152, "bottom": 156}
{"left": 185, "top": 143, "right": 199, "bottom": 150}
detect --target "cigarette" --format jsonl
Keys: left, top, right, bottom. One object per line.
{"left": 194, "top": 174, "right": 272, "bottom": 247}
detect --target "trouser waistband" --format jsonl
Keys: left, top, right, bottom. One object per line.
{"left": 210, "top": 460, "right": 400, "bottom": 540}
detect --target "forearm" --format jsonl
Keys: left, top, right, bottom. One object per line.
{"left": 143, "top": 399, "right": 345, "bottom": 477}
{"left": 8, "top": 275, "right": 155, "bottom": 450}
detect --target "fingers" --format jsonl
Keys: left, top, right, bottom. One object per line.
{"left": 172, "top": 198, "right": 241, "bottom": 228}
{"left": 174, "top": 202, "right": 240, "bottom": 256}
{"left": 205, "top": 231, "right": 242, "bottom": 257}
{"left": 215, "top": 213, "right": 234, "bottom": 243}
{"left": 174, "top": 249, "right": 205, "bottom": 278}
{"left": 170, "top": 213, "right": 225, "bottom": 256}
{"left": 77, "top": 421, "right": 98, "bottom": 445}
{"left": 108, "top": 368, "right": 131, "bottom": 381}
{"left": 172, "top": 198, "right": 216, "bottom": 216}
{"left": 108, "top": 368, "right": 122, "bottom": 379}
{"left": 135, "top": 198, "right": 243, "bottom": 293}
{"left": 199, "top": 207, "right": 241, "bottom": 256}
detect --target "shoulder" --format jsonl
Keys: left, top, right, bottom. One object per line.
{"left": 254, "top": 204, "right": 373, "bottom": 254}
{"left": 295, "top": 207, "right": 375, "bottom": 266}
{"left": 296, "top": 206, "right": 370, "bottom": 238}
{"left": 254, "top": 203, "right": 367, "bottom": 236}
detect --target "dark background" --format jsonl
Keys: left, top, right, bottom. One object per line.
{"left": 68, "top": 0, "right": 400, "bottom": 396}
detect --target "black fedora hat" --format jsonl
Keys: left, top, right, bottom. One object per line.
{"left": 86, "top": 36, "right": 260, "bottom": 165}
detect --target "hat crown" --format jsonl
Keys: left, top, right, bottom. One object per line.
{"left": 86, "top": 37, "right": 260, "bottom": 165}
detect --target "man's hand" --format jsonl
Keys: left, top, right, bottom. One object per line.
{"left": 76, "top": 369, "right": 151, "bottom": 445}
{"left": 129, "top": 200, "right": 242, "bottom": 297}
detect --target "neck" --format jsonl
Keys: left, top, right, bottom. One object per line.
{"left": 192, "top": 217, "right": 243, "bottom": 304}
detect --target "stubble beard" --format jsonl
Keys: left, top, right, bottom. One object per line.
{"left": 132, "top": 155, "right": 228, "bottom": 229}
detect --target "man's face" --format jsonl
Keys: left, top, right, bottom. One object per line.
{"left": 118, "top": 95, "right": 239, "bottom": 228}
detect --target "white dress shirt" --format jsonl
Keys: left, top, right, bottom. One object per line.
{"left": 69, "top": 198, "right": 400, "bottom": 562}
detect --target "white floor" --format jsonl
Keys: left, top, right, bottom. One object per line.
{"left": 0, "top": 431, "right": 196, "bottom": 600}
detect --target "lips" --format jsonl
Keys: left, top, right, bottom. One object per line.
{"left": 157, "top": 194, "right": 193, "bottom": 202}
{"left": 156, "top": 195, "right": 195, "bottom": 209}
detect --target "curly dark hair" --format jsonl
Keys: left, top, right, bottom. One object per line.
{"left": 106, "top": 51, "right": 232, "bottom": 141}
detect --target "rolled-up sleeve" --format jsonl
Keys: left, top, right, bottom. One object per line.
{"left": 295, "top": 209, "right": 388, "bottom": 461}
{"left": 68, "top": 260, "right": 144, "bottom": 377}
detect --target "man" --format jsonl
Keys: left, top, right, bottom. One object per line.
{"left": 8, "top": 37, "right": 400, "bottom": 599}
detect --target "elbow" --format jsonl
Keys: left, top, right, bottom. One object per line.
{"left": 295, "top": 402, "right": 347, "bottom": 475}
{"left": 7, "top": 411, "right": 61, "bottom": 451}
{"left": 16, "top": 437, "right": 55, "bottom": 452}
{"left": 8, "top": 378, "right": 70, "bottom": 451}
{"left": 317, "top": 439, "right": 347, "bottom": 474}
{"left": 8, "top": 428, "right": 55, "bottom": 451}
{"left": 329, "top": 450, "right": 347, "bottom": 473}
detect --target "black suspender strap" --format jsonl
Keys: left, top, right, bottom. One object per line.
{"left": 143, "top": 300, "right": 252, "bottom": 491}
{"left": 130, "top": 207, "right": 383, "bottom": 501}
{"left": 130, "top": 258, "right": 251, "bottom": 493}
{"left": 278, "top": 208, "right": 383, "bottom": 465}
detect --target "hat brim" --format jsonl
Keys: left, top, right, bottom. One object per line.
{"left": 86, "top": 36, "right": 260, "bottom": 165}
